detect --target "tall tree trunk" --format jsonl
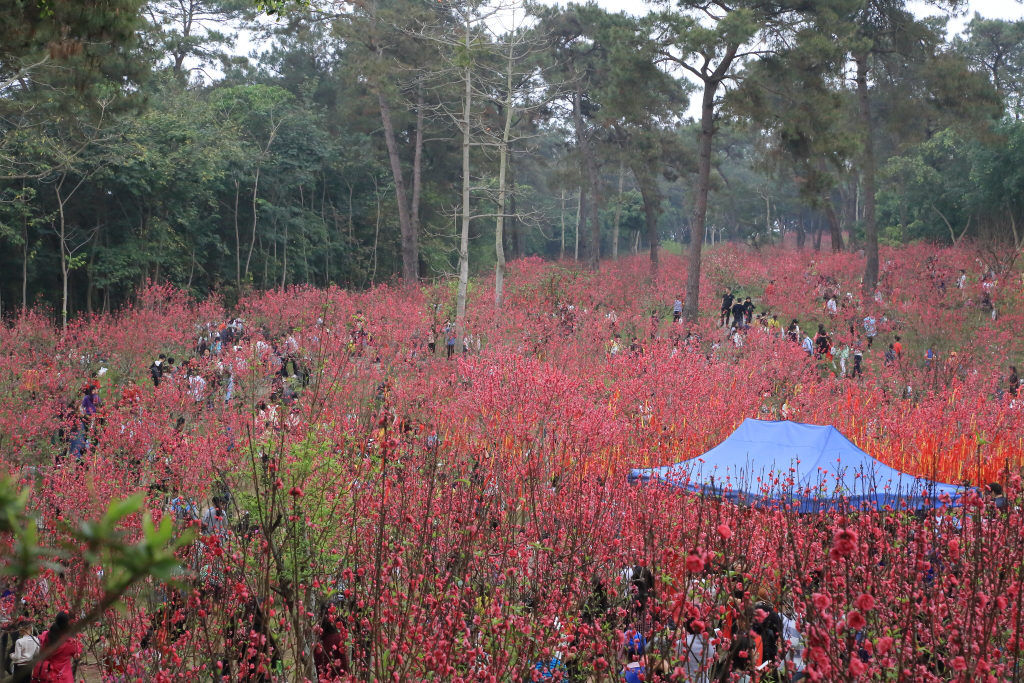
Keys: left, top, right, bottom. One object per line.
{"left": 455, "top": 18, "right": 472, "bottom": 339}
{"left": 824, "top": 198, "right": 844, "bottom": 252}
{"left": 854, "top": 175, "right": 861, "bottom": 224}
{"left": 508, "top": 156, "right": 521, "bottom": 260}
{"left": 86, "top": 227, "right": 97, "bottom": 314}
{"left": 58, "top": 218, "right": 68, "bottom": 327}
{"left": 495, "top": 41, "right": 515, "bottom": 310}
{"left": 495, "top": 136, "right": 508, "bottom": 309}
{"left": 302, "top": 230, "right": 310, "bottom": 284}
{"left": 575, "top": 189, "right": 584, "bottom": 261}
{"left": 55, "top": 179, "right": 69, "bottom": 328}
{"left": 796, "top": 215, "right": 806, "bottom": 250}
{"left": 633, "top": 165, "right": 661, "bottom": 276}
{"left": 586, "top": 173, "right": 600, "bottom": 269}
{"left": 281, "top": 219, "right": 289, "bottom": 288}
{"left": 21, "top": 216, "right": 28, "bottom": 312}
{"left": 372, "top": 177, "right": 381, "bottom": 286}
{"left": 685, "top": 80, "right": 719, "bottom": 320}
{"left": 410, "top": 84, "right": 424, "bottom": 277}
{"left": 260, "top": 232, "right": 267, "bottom": 288}
{"left": 612, "top": 161, "right": 624, "bottom": 260}
{"left": 233, "top": 180, "right": 241, "bottom": 290}
{"left": 172, "top": 3, "right": 193, "bottom": 74}
{"left": 244, "top": 167, "right": 261, "bottom": 283}
{"left": 855, "top": 53, "right": 879, "bottom": 295}
{"left": 347, "top": 183, "right": 354, "bottom": 242}
{"left": 378, "top": 93, "right": 419, "bottom": 284}
{"left": 572, "top": 88, "right": 600, "bottom": 269}
{"left": 684, "top": 45, "right": 738, "bottom": 320}
{"left": 559, "top": 189, "right": 566, "bottom": 260}
{"left": 187, "top": 247, "right": 196, "bottom": 289}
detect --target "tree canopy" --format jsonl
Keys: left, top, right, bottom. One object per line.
{"left": 0, "top": 0, "right": 1020, "bottom": 320}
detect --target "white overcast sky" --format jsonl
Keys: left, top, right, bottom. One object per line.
{"left": 583, "top": 0, "right": 1024, "bottom": 24}
{"left": 238, "top": 0, "right": 1024, "bottom": 57}
{"left": 229, "top": 0, "right": 1024, "bottom": 115}
{"left": 908, "top": 0, "right": 1023, "bottom": 27}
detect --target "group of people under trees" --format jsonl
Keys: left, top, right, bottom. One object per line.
{"left": 707, "top": 277, "right": 1021, "bottom": 397}
{"left": 717, "top": 287, "right": 883, "bottom": 378}
{"left": 534, "top": 559, "right": 805, "bottom": 683}
{"left": 603, "top": 270, "right": 1021, "bottom": 403}
{"left": 0, "top": 611, "right": 80, "bottom": 682}
{"left": 423, "top": 320, "right": 481, "bottom": 360}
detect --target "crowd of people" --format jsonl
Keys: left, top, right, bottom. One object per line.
{"left": 712, "top": 285, "right": 893, "bottom": 380}
{"left": 534, "top": 562, "right": 808, "bottom": 683}
{"left": 670, "top": 276, "right": 1021, "bottom": 398}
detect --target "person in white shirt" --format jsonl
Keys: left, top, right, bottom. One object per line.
{"left": 11, "top": 621, "right": 40, "bottom": 682}
{"left": 188, "top": 370, "right": 207, "bottom": 403}
{"left": 201, "top": 497, "right": 228, "bottom": 536}
{"left": 781, "top": 612, "right": 806, "bottom": 681}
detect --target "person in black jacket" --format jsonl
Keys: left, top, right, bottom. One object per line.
{"left": 720, "top": 290, "right": 734, "bottom": 327}
{"left": 752, "top": 600, "right": 785, "bottom": 681}
{"left": 731, "top": 299, "right": 746, "bottom": 330}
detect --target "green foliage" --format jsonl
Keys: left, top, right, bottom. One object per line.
{"left": 879, "top": 120, "right": 1024, "bottom": 246}
{"left": 1, "top": 0, "right": 1023, "bottom": 316}
{"left": 955, "top": 15, "right": 1024, "bottom": 117}
{"left": 0, "top": 476, "right": 193, "bottom": 618}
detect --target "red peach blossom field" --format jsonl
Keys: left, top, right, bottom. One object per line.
{"left": 1, "top": 243, "right": 1023, "bottom": 682}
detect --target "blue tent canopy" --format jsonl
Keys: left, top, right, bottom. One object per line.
{"left": 628, "top": 419, "right": 964, "bottom": 512}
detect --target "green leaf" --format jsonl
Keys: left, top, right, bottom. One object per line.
{"left": 102, "top": 493, "right": 144, "bottom": 529}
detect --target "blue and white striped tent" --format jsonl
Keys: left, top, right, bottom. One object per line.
{"left": 628, "top": 419, "right": 964, "bottom": 512}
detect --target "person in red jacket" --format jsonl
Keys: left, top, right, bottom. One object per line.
{"left": 33, "top": 612, "right": 81, "bottom": 683}
{"left": 314, "top": 616, "right": 349, "bottom": 679}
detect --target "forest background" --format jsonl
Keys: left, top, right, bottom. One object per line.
{"left": 3, "top": 0, "right": 1024, "bottom": 324}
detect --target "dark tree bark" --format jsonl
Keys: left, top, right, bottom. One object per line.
{"left": 410, "top": 85, "right": 424, "bottom": 269}
{"left": 377, "top": 92, "right": 421, "bottom": 284}
{"left": 856, "top": 53, "right": 879, "bottom": 295}
{"left": 572, "top": 88, "right": 601, "bottom": 269}
{"left": 508, "top": 153, "right": 522, "bottom": 260}
{"left": 824, "top": 198, "right": 844, "bottom": 252}
{"left": 684, "top": 47, "right": 736, "bottom": 320}
{"left": 633, "top": 165, "right": 662, "bottom": 275}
